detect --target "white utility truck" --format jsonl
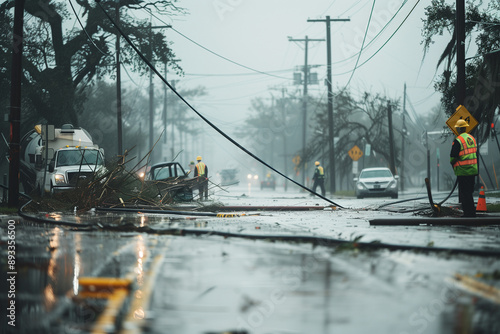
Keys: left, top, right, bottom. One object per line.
{"left": 21, "top": 124, "right": 104, "bottom": 195}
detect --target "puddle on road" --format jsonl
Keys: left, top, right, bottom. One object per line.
{"left": 2, "top": 212, "right": 500, "bottom": 333}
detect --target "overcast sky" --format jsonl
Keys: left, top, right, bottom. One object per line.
{"left": 119, "top": 0, "right": 458, "bottom": 174}
{"left": 151, "top": 0, "right": 451, "bottom": 127}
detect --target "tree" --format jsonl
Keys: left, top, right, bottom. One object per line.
{"left": 79, "top": 80, "right": 208, "bottom": 161}
{"left": 306, "top": 90, "right": 400, "bottom": 190}
{"left": 0, "top": 0, "right": 184, "bottom": 133}
{"left": 237, "top": 93, "right": 303, "bottom": 177}
{"left": 422, "top": 0, "right": 500, "bottom": 143}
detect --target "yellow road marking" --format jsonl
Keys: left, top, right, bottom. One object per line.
{"left": 454, "top": 273, "right": 500, "bottom": 304}
{"left": 120, "top": 253, "right": 165, "bottom": 334}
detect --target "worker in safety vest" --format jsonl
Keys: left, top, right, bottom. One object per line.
{"left": 450, "top": 119, "right": 478, "bottom": 217}
{"left": 312, "top": 161, "right": 325, "bottom": 196}
{"left": 194, "top": 156, "right": 209, "bottom": 200}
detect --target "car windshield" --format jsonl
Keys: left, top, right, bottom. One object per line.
{"left": 151, "top": 164, "right": 186, "bottom": 180}
{"left": 56, "top": 149, "right": 103, "bottom": 167}
{"left": 360, "top": 169, "right": 392, "bottom": 179}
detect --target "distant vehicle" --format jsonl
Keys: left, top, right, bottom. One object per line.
{"left": 261, "top": 173, "right": 276, "bottom": 190}
{"left": 354, "top": 167, "right": 398, "bottom": 199}
{"left": 144, "top": 162, "right": 196, "bottom": 201}
{"left": 246, "top": 173, "right": 260, "bottom": 187}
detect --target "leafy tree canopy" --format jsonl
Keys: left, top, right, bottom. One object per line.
{"left": 421, "top": 0, "right": 500, "bottom": 143}
{"left": 1, "top": 0, "right": 184, "bottom": 132}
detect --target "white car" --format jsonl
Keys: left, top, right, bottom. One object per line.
{"left": 354, "top": 167, "right": 399, "bottom": 199}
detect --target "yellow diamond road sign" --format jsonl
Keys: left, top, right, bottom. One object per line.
{"left": 446, "top": 105, "right": 478, "bottom": 136}
{"left": 348, "top": 145, "right": 363, "bottom": 161}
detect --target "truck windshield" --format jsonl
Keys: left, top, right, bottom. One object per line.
{"left": 56, "top": 149, "right": 103, "bottom": 167}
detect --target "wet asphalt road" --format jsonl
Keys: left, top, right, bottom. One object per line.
{"left": 1, "top": 185, "right": 500, "bottom": 333}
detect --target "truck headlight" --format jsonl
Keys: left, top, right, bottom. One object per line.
{"left": 54, "top": 174, "right": 66, "bottom": 184}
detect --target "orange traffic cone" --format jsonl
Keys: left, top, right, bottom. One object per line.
{"left": 476, "top": 186, "right": 487, "bottom": 212}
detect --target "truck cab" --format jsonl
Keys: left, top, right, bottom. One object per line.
{"left": 21, "top": 124, "right": 105, "bottom": 195}
{"left": 41, "top": 147, "right": 105, "bottom": 194}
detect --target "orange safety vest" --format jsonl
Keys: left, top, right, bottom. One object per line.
{"left": 451, "top": 133, "right": 478, "bottom": 176}
{"left": 196, "top": 162, "right": 206, "bottom": 176}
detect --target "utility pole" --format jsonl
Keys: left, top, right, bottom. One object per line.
{"left": 426, "top": 131, "right": 431, "bottom": 182}
{"left": 288, "top": 36, "right": 324, "bottom": 186}
{"left": 387, "top": 101, "right": 396, "bottom": 175}
{"left": 146, "top": 24, "right": 171, "bottom": 162}
{"left": 401, "top": 83, "right": 407, "bottom": 192}
{"left": 308, "top": 16, "right": 350, "bottom": 194}
{"left": 148, "top": 22, "right": 155, "bottom": 159}
{"left": 456, "top": 0, "right": 466, "bottom": 106}
{"left": 163, "top": 61, "right": 167, "bottom": 160}
{"left": 169, "top": 79, "right": 178, "bottom": 159}
{"left": 281, "top": 88, "right": 288, "bottom": 191}
{"left": 8, "top": 0, "right": 25, "bottom": 208}
{"left": 115, "top": 2, "right": 123, "bottom": 157}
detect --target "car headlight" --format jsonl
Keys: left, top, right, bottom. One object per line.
{"left": 54, "top": 174, "right": 66, "bottom": 184}
{"left": 388, "top": 180, "right": 397, "bottom": 189}
{"left": 356, "top": 182, "right": 366, "bottom": 190}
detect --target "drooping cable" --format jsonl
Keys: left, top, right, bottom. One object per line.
{"left": 332, "top": 0, "right": 409, "bottom": 66}
{"left": 342, "top": 0, "right": 376, "bottom": 90}
{"left": 95, "top": 1, "right": 344, "bottom": 208}
{"left": 334, "top": 0, "right": 421, "bottom": 76}
{"left": 168, "top": 27, "right": 290, "bottom": 80}
{"left": 68, "top": 0, "right": 109, "bottom": 56}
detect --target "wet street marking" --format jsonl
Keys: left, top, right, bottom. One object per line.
{"left": 120, "top": 240, "right": 171, "bottom": 334}
{"left": 120, "top": 253, "right": 166, "bottom": 334}
{"left": 77, "top": 277, "right": 133, "bottom": 334}
{"left": 453, "top": 273, "right": 500, "bottom": 304}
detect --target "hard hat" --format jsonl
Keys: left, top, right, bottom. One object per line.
{"left": 455, "top": 119, "right": 469, "bottom": 128}
{"left": 196, "top": 156, "right": 202, "bottom": 161}
{"left": 190, "top": 161, "right": 195, "bottom": 165}
{"left": 315, "top": 161, "right": 320, "bottom": 166}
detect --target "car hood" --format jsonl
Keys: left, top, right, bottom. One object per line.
{"left": 358, "top": 176, "right": 395, "bottom": 183}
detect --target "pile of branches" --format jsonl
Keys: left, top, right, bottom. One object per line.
{"left": 26, "top": 150, "right": 197, "bottom": 213}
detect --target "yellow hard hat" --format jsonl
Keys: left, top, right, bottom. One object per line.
{"left": 196, "top": 156, "right": 202, "bottom": 161}
{"left": 315, "top": 161, "right": 320, "bottom": 166}
{"left": 455, "top": 119, "right": 469, "bottom": 128}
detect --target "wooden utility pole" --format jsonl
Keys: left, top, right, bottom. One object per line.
{"left": 148, "top": 22, "right": 155, "bottom": 157}
{"left": 308, "top": 16, "right": 350, "bottom": 194}
{"left": 288, "top": 36, "right": 324, "bottom": 186}
{"left": 387, "top": 101, "right": 396, "bottom": 176}
{"left": 281, "top": 88, "right": 288, "bottom": 191}
{"left": 8, "top": 0, "right": 25, "bottom": 207}
{"left": 456, "top": 0, "right": 466, "bottom": 106}
{"left": 401, "top": 83, "right": 407, "bottom": 192}
{"left": 115, "top": 2, "right": 123, "bottom": 157}
{"left": 163, "top": 62, "right": 167, "bottom": 146}
{"left": 145, "top": 25, "right": 171, "bottom": 161}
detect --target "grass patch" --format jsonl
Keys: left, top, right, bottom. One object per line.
{"left": 334, "top": 190, "right": 355, "bottom": 197}
{"left": 0, "top": 205, "right": 19, "bottom": 215}
{"left": 486, "top": 203, "right": 500, "bottom": 212}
